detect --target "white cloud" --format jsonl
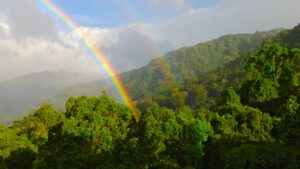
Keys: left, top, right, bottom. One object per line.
{"left": 0, "top": 29, "right": 103, "bottom": 80}
{"left": 133, "top": 0, "right": 300, "bottom": 48}
{"left": 78, "top": 27, "right": 121, "bottom": 48}
{"left": 0, "top": 22, "right": 10, "bottom": 37}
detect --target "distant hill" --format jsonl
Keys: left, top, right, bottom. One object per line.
{"left": 47, "top": 78, "right": 120, "bottom": 109}
{"left": 0, "top": 70, "right": 96, "bottom": 124}
{"left": 52, "top": 29, "right": 283, "bottom": 105}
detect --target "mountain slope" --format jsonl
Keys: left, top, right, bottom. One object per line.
{"left": 53, "top": 29, "right": 283, "bottom": 104}
{"left": 0, "top": 70, "right": 96, "bottom": 123}
{"left": 47, "top": 78, "right": 120, "bottom": 109}
{"left": 198, "top": 23, "right": 300, "bottom": 98}
{"left": 275, "top": 23, "right": 300, "bottom": 48}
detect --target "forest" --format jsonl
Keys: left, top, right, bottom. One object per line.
{"left": 0, "top": 24, "right": 299, "bottom": 169}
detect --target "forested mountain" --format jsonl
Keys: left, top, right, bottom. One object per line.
{"left": 53, "top": 29, "right": 283, "bottom": 105}
{"left": 0, "top": 24, "right": 300, "bottom": 169}
{"left": 2, "top": 29, "right": 282, "bottom": 124}
{"left": 121, "top": 30, "right": 283, "bottom": 100}
{"left": 198, "top": 23, "right": 300, "bottom": 98}
{"left": 0, "top": 71, "right": 96, "bottom": 124}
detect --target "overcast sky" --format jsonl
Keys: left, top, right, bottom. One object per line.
{"left": 0, "top": 0, "right": 300, "bottom": 81}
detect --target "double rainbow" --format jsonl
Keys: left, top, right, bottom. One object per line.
{"left": 40, "top": 0, "right": 139, "bottom": 122}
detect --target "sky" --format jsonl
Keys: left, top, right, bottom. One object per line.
{"left": 0, "top": 0, "right": 300, "bottom": 81}
{"left": 46, "top": 0, "right": 215, "bottom": 27}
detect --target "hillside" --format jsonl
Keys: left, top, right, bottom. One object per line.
{"left": 0, "top": 70, "right": 96, "bottom": 124}
{"left": 47, "top": 78, "right": 120, "bottom": 109}
{"left": 197, "top": 23, "right": 300, "bottom": 98}
{"left": 53, "top": 29, "right": 283, "bottom": 105}
{"left": 275, "top": 23, "right": 300, "bottom": 48}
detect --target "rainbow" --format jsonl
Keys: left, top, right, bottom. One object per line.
{"left": 39, "top": 0, "right": 139, "bottom": 122}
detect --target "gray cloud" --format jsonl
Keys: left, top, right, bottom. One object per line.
{"left": 3, "top": 0, "right": 56, "bottom": 39}
{"left": 102, "top": 28, "right": 173, "bottom": 72}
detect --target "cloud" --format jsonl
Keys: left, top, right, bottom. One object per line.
{"left": 146, "top": 0, "right": 192, "bottom": 11}
{"left": 141, "top": 0, "right": 300, "bottom": 48}
{"left": 0, "top": 22, "right": 10, "bottom": 37}
{"left": 101, "top": 28, "right": 173, "bottom": 72}
{"left": 0, "top": 0, "right": 300, "bottom": 81}
{"left": 2, "top": 0, "right": 56, "bottom": 39}
{"left": 59, "top": 25, "right": 173, "bottom": 73}
{"left": 0, "top": 27, "right": 103, "bottom": 81}
{"left": 0, "top": 19, "right": 170, "bottom": 81}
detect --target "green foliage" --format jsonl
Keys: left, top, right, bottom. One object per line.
{"left": 186, "top": 84, "right": 208, "bottom": 109}
{"left": 192, "top": 120, "right": 211, "bottom": 157}
{"left": 35, "top": 96, "right": 133, "bottom": 169}
{"left": 12, "top": 104, "right": 64, "bottom": 146}
{"left": 241, "top": 44, "right": 285, "bottom": 105}
{"left": 213, "top": 104, "right": 274, "bottom": 142}
{"left": 276, "top": 23, "right": 300, "bottom": 48}
{"left": 241, "top": 44, "right": 300, "bottom": 108}
{"left": 0, "top": 125, "right": 36, "bottom": 169}
{"left": 223, "top": 144, "right": 300, "bottom": 169}
{"left": 137, "top": 106, "right": 204, "bottom": 168}
{"left": 217, "top": 87, "right": 241, "bottom": 106}
{"left": 279, "top": 95, "right": 299, "bottom": 121}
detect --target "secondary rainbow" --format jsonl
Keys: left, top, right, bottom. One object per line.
{"left": 40, "top": 0, "right": 139, "bottom": 121}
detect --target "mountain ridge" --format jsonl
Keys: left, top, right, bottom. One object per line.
{"left": 51, "top": 28, "right": 284, "bottom": 106}
{"left": 0, "top": 70, "right": 98, "bottom": 124}
{"left": 0, "top": 28, "right": 286, "bottom": 123}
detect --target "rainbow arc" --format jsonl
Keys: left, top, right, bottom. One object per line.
{"left": 40, "top": 0, "right": 139, "bottom": 122}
